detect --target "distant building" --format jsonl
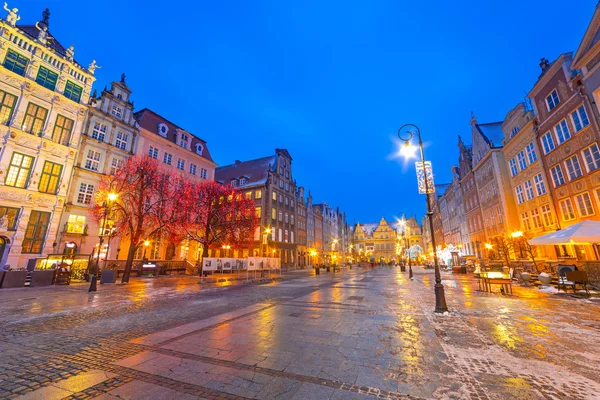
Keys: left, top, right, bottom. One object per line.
{"left": 215, "top": 149, "right": 298, "bottom": 269}
{"left": 353, "top": 218, "right": 398, "bottom": 263}
{"left": 295, "top": 186, "right": 307, "bottom": 268}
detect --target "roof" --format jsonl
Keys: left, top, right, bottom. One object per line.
{"left": 215, "top": 155, "right": 276, "bottom": 188}
{"left": 435, "top": 183, "right": 450, "bottom": 195}
{"left": 134, "top": 108, "right": 214, "bottom": 163}
{"left": 17, "top": 24, "right": 68, "bottom": 56}
{"left": 476, "top": 122, "right": 504, "bottom": 147}
{"left": 360, "top": 223, "right": 378, "bottom": 236}
{"left": 572, "top": 3, "right": 600, "bottom": 69}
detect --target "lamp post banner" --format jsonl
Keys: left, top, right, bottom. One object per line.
{"left": 415, "top": 161, "right": 434, "bottom": 194}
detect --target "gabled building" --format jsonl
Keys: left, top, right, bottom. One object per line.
{"left": 458, "top": 135, "right": 484, "bottom": 257}
{"left": 439, "top": 166, "right": 468, "bottom": 252}
{"left": 528, "top": 53, "right": 600, "bottom": 260}
{"left": 215, "top": 149, "right": 297, "bottom": 269}
{"left": 470, "top": 113, "right": 518, "bottom": 254}
{"left": 501, "top": 102, "right": 558, "bottom": 257}
{"left": 57, "top": 76, "right": 137, "bottom": 259}
{"left": 295, "top": 186, "right": 307, "bottom": 268}
{"left": 353, "top": 218, "right": 398, "bottom": 263}
{"left": 0, "top": 8, "right": 95, "bottom": 268}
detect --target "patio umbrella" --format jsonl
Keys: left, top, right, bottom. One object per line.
{"left": 528, "top": 220, "right": 600, "bottom": 245}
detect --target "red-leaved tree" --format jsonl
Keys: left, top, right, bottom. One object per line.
{"left": 90, "top": 156, "right": 179, "bottom": 283}
{"left": 174, "top": 181, "right": 257, "bottom": 273}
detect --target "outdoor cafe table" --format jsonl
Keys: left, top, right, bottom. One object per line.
{"left": 479, "top": 271, "right": 511, "bottom": 293}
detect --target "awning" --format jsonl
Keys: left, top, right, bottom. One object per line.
{"left": 528, "top": 220, "right": 600, "bottom": 245}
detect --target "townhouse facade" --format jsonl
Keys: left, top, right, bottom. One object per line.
{"left": 0, "top": 8, "right": 94, "bottom": 268}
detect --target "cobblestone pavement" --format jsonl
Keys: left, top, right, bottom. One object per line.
{"left": 1, "top": 267, "right": 600, "bottom": 399}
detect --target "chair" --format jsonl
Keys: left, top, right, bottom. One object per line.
{"left": 557, "top": 265, "right": 576, "bottom": 293}
{"left": 563, "top": 271, "right": 590, "bottom": 296}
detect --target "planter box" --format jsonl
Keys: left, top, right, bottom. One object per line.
{"left": 1, "top": 270, "right": 28, "bottom": 288}
{"left": 30, "top": 270, "right": 56, "bottom": 286}
{"left": 100, "top": 270, "right": 116, "bottom": 284}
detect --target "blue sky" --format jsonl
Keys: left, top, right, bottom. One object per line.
{"left": 15, "top": 0, "right": 597, "bottom": 224}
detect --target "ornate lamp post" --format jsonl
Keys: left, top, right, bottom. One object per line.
{"left": 397, "top": 124, "right": 448, "bottom": 313}
{"left": 88, "top": 192, "right": 118, "bottom": 292}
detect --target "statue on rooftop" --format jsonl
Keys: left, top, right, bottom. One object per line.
{"left": 65, "top": 44, "right": 74, "bottom": 61}
{"left": 3, "top": 2, "right": 19, "bottom": 26}
{"left": 35, "top": 21, "right": 49, "bottom": 45}
{"left": 88, "top": 59, "right": 101, "bottom": 74}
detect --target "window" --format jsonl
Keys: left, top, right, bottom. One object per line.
{"left": 575, "top": 192, "right": 595, "bottom": 217}
{"left": 554, "top": 119, "right": 571, "bottom": 144}
{"left": 524, "top": 180, "right": 534, "bottom": 201}
{"left": 91, "top": 122, "right": 107, "bottom": 142}
{"left": 565, "top": 155, "right": 583, "bottom": 180}
{"left": 0, "top": 89, "right": 17, "bottom": 125}
{"left": 572, "top": 106, "right": 590, "bottom": 132}
{"left": 291, "top": 215, "right": 294, "bottom": 225}
{"left": 163, "top": 152, "right": 172, "bottom": 165}
{"left": 279, "top": 228, "right": 283, "bottom": 242}
{"left": 110, "top": 158, "right": 123, "bottom": 175}
{"left": 178, "top": 133, "right": 189, "bottom": 148}
{"left": 0, "top": 206, "right": 19, "bottom": 230}
{"left": 526, "top": 143, "right": 537, "bottom": 164}
{"left": 272, "top": 192, "right": 277, "bottom": 201}
{"left": 559, "top": 198, "right": 576, "bottom": 221}
{"left": 521, "top": 211, "right": 532, "bottom": 231}
{"left": 497, "top": 206, "right": 503, "bottom": 224}
{"left": 278, "top": 211, "right": 282, "bottom": 221}
{"left": 3, "top": 49, "right": 28, "bottom": 76}
{"left": 245, "top": 191, "right": 252, "bottom": 199}
{"left": 67, "top": 215, "right": 86, "bottom": 234}
{"left": 285, "top": 197, "right": 289, "bottom": 206}
{"left": 22, "top": 211, "right": 50, "bottom": 254}
{"left": 5, "top": 152, "right": 33, "bottom": 188}
{"left": 531, "top": 209, "right": 543, "bottom": 229}
{"left": 148, "top": 146, "right": 159, "bottom": 159}
{"left": 534, "top": 173, "right": 546, "bottom": 196}
{"left": 284, "top": 213, "right": 288, "bottom": 223}
{"left": 52, "top": 115, "right": 73, "bottom": 146}
{"left": 285, "top": 183, "right": 289, "bottom": 191}
{"left": 515, "top": 185, "right": 525, "bottom": 204}
{"left": 517, "top": 151, "right": 527, "bottom": 170}
{"left": 279, "top": 180, "right": 283, "bottom": 188}
{"left": 550, "top": 164, "right": 565, "bottom": 187}
{"left": 279, "top": 195, "right": 283, "bottom": 203}
{"left": 85, "top": 150, "right": 101, "bottom": 171}
{"left": 510, "top": 126, "right": 520, "bottom": 138}
{"left": 541, "top": 132, "right": 555, "bottom": 154}
{"left": 255, "top": 207, "right": 262, "bottom": 218}
{"left": 64, "top": 81, "right": 83, "bottom": 102}
{"left": 509, "top": 158, "right": 518, "bottom": 176}
{"left": 541, "top": 204, "right": 553, "bottom": 226}
{"left": 35, "top": 66, "right": 58, "bottom": 90}
{"left": 200, "top": 168, "right": 207, "bottom": 179}
{"left": 255, "top": 190, "right": 262, "bottom": 199}
{"left": 22, "top": 102, "right": 48, "bottom": 136}
{"left": 177, "top": 158, "right": 185, "bottom": 170}
{"left": 110, "top": 105, "right": 122, "bottom": 118}
{"left": 582, "top": 144, "right": 600, "bottom": 172}
{"left": 291, "top": 200, "right": 294, "bottom": 208}
{"left": 77, "top": 183, "right": 94, "bottom": 204}
{"left": 546, "top": 89, "right": 559, "bottom": 111}
{"left": 115, "top": 132, "right": 128, "bottom": 150}
{"left": 38, "top": 161, "right": 62, "bottom": 194}
{"left": 189, "top": 163, "right": 197, "bottom": 175}
{"left": 271, "top": 207, "right": 276, "bottom": 219}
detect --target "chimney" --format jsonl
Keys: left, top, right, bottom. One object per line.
{"left": 540, "top": 58, "right": 550, "bottom": 73}
{"left": 234, "top": 160, "right": 241, "bottom": 165}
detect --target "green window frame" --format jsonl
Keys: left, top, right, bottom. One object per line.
{"left": 22, "top": 211, "right": 51, "bottom": 254}
{"left": 52, "top": 114, "right": 74, "bottom": 145}
{"left": 3, "top": 49, "right": 28, "bottom": 76}
{"left": 38, "top": 161, "right": 63, "bottom": 194}
{"left": 35, "top": 66, "right": 58, "bottom": 90}
{"left": 64, "top": 80, "right": 82, "bottom": 103}
{"left": 0, "top": 89, "right": 17, "bottom": 125}
{"left": 5, "top": 152, "right": 34, "bottom": 188}
{"left": 0, "top": 206, "right": 20, "bottom": 231}
{"left": 22, "top": 102, "right": 48, "bottom": 136}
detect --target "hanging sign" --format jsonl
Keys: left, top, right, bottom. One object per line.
{"left": 415, "top": 161, "right": 435, "bottom": 194}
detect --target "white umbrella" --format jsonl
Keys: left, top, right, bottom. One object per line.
{"left": 528, "top": 220, "right": 600, "bottom": 245}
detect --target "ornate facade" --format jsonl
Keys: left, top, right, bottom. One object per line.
{"left": 354, "top": 218, "right": 399, "bottom": 262}
{"left": 0, "top": 8, "right": 94, "bottom": 268}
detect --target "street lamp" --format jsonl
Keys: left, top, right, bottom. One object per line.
{"left": 89, "top": 191, "right": 118, "bottom": 292}
{"left": 397, "top": 124, "right": 448, "bottom": 313}
{"left": 262, "top": 227, "right": 271, "bottom": 257}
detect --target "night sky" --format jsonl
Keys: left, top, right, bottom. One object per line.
{"left": 14, "top": 0, "right": 597, "bottom": 224}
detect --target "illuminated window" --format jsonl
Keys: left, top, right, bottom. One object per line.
{"left": 38, "top": 161, "right": 62, "bottom": 194}
{"left": 541, "top": 204, "right": 553, "bottom": 226}
{"left": 0, "top": 89, "right": 17, "bottom": 125}
{"left": 255, "top": 190, "right": 262, "bottom": 199}
{"left": 22, "top": 211, "right": 50, "bottom": 254}
{"left": 531, "top": 209, "right": 543, "bottom": 229}
{"left": 520, "top": 211, "right": 531, "bottom": 231}
{"left": 22, "top": 102, "right": 48, "bottom": 136}
{"left": 67, "top": 214, "right": 86, "bottom": 234}
{"left": 5, "top": 152, "right": 33, "bottom": 188}
{"left": 271, "top": 207, "right": 276, "bottom": 220}
{"left": 255, "top": 207, "right": 261, "bottom": 218}
{"left": 52, "top": 115, "right": 73, "bottom": 145}
{"left": 0, "top": 206, "right": 19, "bottom": 230}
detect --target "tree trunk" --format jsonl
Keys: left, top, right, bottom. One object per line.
{"left": 198, "top": 242, "right": 209, "bottom": 276}
{"left": 122, "top": 243, "right": 137, "bottom": 283}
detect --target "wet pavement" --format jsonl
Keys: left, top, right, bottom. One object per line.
{"left": 1, "top": 267, "right": 600, "bottom": 399}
